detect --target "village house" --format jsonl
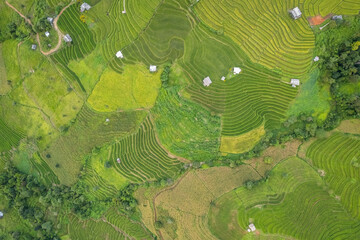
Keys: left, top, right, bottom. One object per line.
{"left": 63, "top": 34, "right": 72, "bottom": 43}
{"left": 80, "top": 2, "right": 91, "bottom": 12}
{"left": 31, "top": 44, "right": 37, "bottom": 50}
{"left": 247, "top": 223, "right": 256, "bottom": 232}
{"left": 289, "top": 7, "right": 302, "bottom": 20}
{"left": 47, "top": 17, "right": 54, "bottom": 26}
{"left": 314, "top": 56, "right": 319, "bottom": 62}
{"left": 0, "top": 211, "right": 3, "bottom": 219}
{"left": 203, "top": 76, "right": 212, "bottom": 87}
{"left": 221, "top": 76, "right": 226, "bottom": 81}
{"left": 291, "top": 78, "right": 300, "bottom": 87}
{"left": 149, "top": 65, "right": 157, "bottom": 72}
{"left": 116, "top": 51, "right": 124, "bottom": 59}
{"left": 233, "top": 67, "right": 242, "bottom": 75}
{"left": 45, "top": 31, "right": 50, "bottom": 37}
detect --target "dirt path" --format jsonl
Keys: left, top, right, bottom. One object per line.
{"left": 5, "top": 0, "right": 74, "bottom": 56}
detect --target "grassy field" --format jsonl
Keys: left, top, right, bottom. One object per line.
{"left": 151, "top": 82, "right": 221, "bottom": 161}
{"left": 209, "top": 157, "right": 360, "bottom": 239}
{"left": 0, "top": 117, "right": 23, "bottom": 152}
{"left": 88, "top": 64, "right": 161, "bottom": 111}
{"left": 154, "top": 166, "right": 261, "bottom": 239}
{"left": 0, "top": 44, "right": 10, "bottom": 95}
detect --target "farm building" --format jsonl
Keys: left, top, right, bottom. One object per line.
{"left": 203, "top": 76, "right": 212, "bottom": 87}
{"left": 47, "top": 17, "right": 54, "bottom": 25}
{"left": 80, "top": 2, "right": 91, "bottom": 12}
{"left": 45, "top": 31, "right": 50, "bottom": 37}
{"left": 116, "top": 51, "right": 124, "bottom": 59}
{"left": 221, "top": 76, "right": 226, "bottom": 81}
{"left": 63, "top": 34, "right": 72, "bottom": 42}
{"left": 233, "top": 67, "right": 242, "bottom": 75}
{"left": 117, "top": 158, "right": 121, "bottom": 163}
{"left": 247, "top": 223, "right": 256, "bottom": 232}
{"left": 332, "top": 15, "right": 343, "bottom": 20}
{"left": 31, "top": 44, "right": 37, "bottom": 50}
{"left": 0, "top": 211, "right": 3, "bottom": 218}
{"left": 289, "top": 7, "right": 302, "bottom": 20}
{"left": 290, "top": 79, "right": 300, "bottom": 87}
{"left": 314, "top": 56, "right": 319, "bottom": 62}
{"left": 149, "top": 65, "right": 157, "bottom": 72}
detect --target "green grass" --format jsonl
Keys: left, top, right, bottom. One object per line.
{"left": 107, "top": 116, "right": 183, "bottom": 183}
{"left": 68, "top": 45, "right": 107, "bottom": 94}
{"left": 306, "top": 133, "right": 360, "bottom": 219}
{"left": 287, "top": 68, "right": 331, "bottom": 121}
{"left": 150, "top": 85, "right": 221, "bottom": 161}
{"left": 0, "top": 44, "right": 11, "bottom": 95}
{"left": 1, "top": 40, "right": 21, "bottom": 87}
{"left": 87, "top": 64, "right": 161, "bottom": 111}
{"left": 209, "top": 157, "right": 360, "bottom": 239}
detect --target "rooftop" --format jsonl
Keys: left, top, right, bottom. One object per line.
{"left": 150, "top": 65, "right": 157, "bottom": 72}
{"left": 233, "top": 67, "right": 242, "bottom": 75}
{"left": 80, "top": 2, "right": 91, "bottom": 12}
{"left": 0, "top": 211, "right": 3, "bottom": 218}
{"left": 31, "top": 44, "right": 37, "bottom": 50}
{"left": 314, "top": 56, "right": 320, "bottom": 62}
{"left": 203, "top": 76, "right": 212, "bottom": 87}
{"left": 221, "top": 76, "right": 226, "bottom": 81}
{"left": 63, "top": 34, "right": 72, "bottom": 42}
{"left": 116, "top": 51, "right": 124, "bottom": 59}
{"left": 249, "top": 223, "right": 256, "bottom": 232}
{"left": 290, "top": 7, "right": 302, "bottom": 19}
{"left": 291, "top": 79, "right": 300, "bottom": 87}
{"left": 45, "top": 31, "right": 50, "bottom": 37}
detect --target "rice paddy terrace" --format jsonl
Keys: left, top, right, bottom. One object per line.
{"left": 1, "top": 0, "right": 360, "bottom": 239}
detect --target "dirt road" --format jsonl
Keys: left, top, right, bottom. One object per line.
{"left": 5, "top": 1, "right": 74, "bottom": 56}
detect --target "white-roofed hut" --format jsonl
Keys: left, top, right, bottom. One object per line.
{"left": 80, "top": 2, "right": 91, "bottom": 12}
{"left": 149, "top": 65, "right": 157, "bottom": 72}
{"left": 203, "top": 76, "right": 212, "bottom": 87}
{"left": 116, "top": 51, "right": 124, "bottom": 59}
{"left": 289, "top": 7, "right": 302, "bottom": 20}
{"left": 233, "top": 67, "right": 242, "bottom": 75}
{"left": 290, "top": 79, "right": 300, "bottom": 87}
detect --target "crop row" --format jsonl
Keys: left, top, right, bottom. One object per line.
{"left": 0, "top": 118, "right": 23, "bottom": 152}
{"left": 306, "top": 133, "right": 360, "bottom": 219}
{"left": 181, "top": 23, "right": 297, "bottom": 135}
{"left": 195, "top": 0, "right": 315, "bottom": 76}
{"left": 108, "top": 116, "right": 182, "bottom": 183}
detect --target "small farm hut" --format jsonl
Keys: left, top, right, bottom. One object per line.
{"left": 203, "top": 76, "right": 212, "bottom": 87}
{"left": 248, "top": 223, "right": 256, "bottom": 232}
{"left": 117, "top": 158, "right": 121, "bottom": 163}
{"left": 233, "top": 67, "right": 242, "bottom": 75}
{"left": 0, "top": 211, "right": 3, "bottom": 219}
{"left": 289, "top": 7, "right": 302, "bottom": 20}
{"left": 47, "top": 17, "right": 54, "bottom": 25}
{"left": 80, "top": 2, "right": 91, "bottom": 12}
{"left": 332, "top": 15, "right": 343, "bottom": 20}
{"left": 63, "top": 34, "right": 72, "bottom": 43}
{"left": 149, "top": 65, "right": 157, "bottom": 72}
{"left": 45, "top": 31, "right": 50, "bottom": 37}
{"left": 116, "top": 51, "right": 124, "bottom": 59}
{"left": 290, "top": 79, "right": 300, "bottom": 87}
{"left": 221, "top": 76, "right": 226, "bottom": 81}
{"left": 31, "top": 44, "right": 37, "bottom": 50}
{"left": 314, "top": 56, "right": 319, "bottom": 62}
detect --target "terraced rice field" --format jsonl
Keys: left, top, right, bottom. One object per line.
{"left": 0, "top": 118, "right": 23, "bottom": 152}
{"left": 209, "top": 157, "right": 360, "bottom": 239}
{"left": 43, "top": 105, "right": 146, "bottom": 185}
{"left": 306, "top": 133, "right": 360, "bottom": 219}
{"left": 154, "top": 166, "right": 261, "bottom": 239}
{"left": 108, "top": 116, "right": 183, "bottom": 183}
{"left": 67, "top": 211, "right": 153, "bottom": 240}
